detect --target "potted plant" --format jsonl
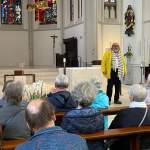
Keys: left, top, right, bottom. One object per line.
{"left": 124, "top": 46, "right": 134, "bottom": 64}
{"left": 124, "top": 46, "right": 133, "bottom": 58}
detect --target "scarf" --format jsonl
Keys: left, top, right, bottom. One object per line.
{"left": 111, "top": 51, "right": 123, "bottom": 79}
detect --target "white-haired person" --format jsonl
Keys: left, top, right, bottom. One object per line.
{"left": 109, "top": 84, "right": 150, "bottom": 150}
{"left": 47, "top": 74, "right": 77, "bottom": 112}
{"left": 89, "top": 79, "right": 109, "bottom": 129}
{"left": 61, "top": 81, "right": 104, "bottom": 150}
{"left": 145, "top": 74, "right": 150, "bottom": 108}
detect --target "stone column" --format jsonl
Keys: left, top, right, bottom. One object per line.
{"left": 123, "top": 0, "right": 143, "bottom": 84}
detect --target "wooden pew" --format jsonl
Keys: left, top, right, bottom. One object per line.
{"left": 55, "top": 106, "right": 128, "bottom": 120}
{"left": 0, "top": 106, "right": 129, "bottom": 150}
{"left": 79, "top": 126, "right": 150, "bottom": 150}
{"left": 1, "top": 126, "right": 150, "bottom": 150}
{"left": 0, "top": 139, "right": 25, "bottom": 150}
{"left": 100, "top": 106, "right": 128, "bottom": 116}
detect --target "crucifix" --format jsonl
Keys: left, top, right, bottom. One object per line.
{"left": 50, "top": 34, "right": 58, "bottom": 66}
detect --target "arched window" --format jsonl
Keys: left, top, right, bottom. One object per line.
{"left": 1, "top": 0, "right": 22, "bottom": 25}
{"left": 70, "top": 0, "right": 74, "bottom": 21}
{"left": 104, "top": 0, "right": 117, "bottom": 19}
{"left": 35, "top": 0, "right": 57, "bottom": 25}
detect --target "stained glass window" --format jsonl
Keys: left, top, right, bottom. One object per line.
{"left": 35, "top": 0, "right": 57, "bottom": 25}
{"left": 1, "top": 0, "right": 22, "bottom": 25}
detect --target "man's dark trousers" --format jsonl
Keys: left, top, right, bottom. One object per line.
{"left": 106, "top": 69, "right": 120, "bottom": 103}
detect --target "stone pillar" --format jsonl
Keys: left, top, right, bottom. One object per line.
{"left": 123, "top": 0, "right": 143, "bottom": 84}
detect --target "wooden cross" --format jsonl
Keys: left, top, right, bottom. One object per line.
{"left": 50, "top": 34, "right": 58, "bottom": 65}
{"left": 50, "top": 34, "right": 58, "bottom": 49}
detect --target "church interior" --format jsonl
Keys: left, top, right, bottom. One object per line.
{"left": 0, "top": 0, "right": 150, "bottom": 149}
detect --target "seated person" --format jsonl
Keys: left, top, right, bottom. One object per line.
{"left": 61, "top": 81, "right": 104, "bottom": 150}
{"left": 0, "top": 80, "right": 13, "bottom": 108}
{"left": 90, "top": 79, "right": 109, "bottom": 129}
{"left": 16, "top": 99, "right": 88, "bottom": 150}
{"left": 0, "top": 81, "right": 31, "bottom": 139}
{"left": 47, "top": 74, "right": 77, "bottom": 112}
{"left": 145, "top": 74, "right": 150, "bottom": 108}
{"left": 0, "top": 80, "right": 28, "bottom": 109}
{"left": 109, "top": 84, "right": 150, "bottom": 150}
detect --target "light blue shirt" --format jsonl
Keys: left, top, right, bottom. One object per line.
{"left": 91, "top": 90, "right": 109, "bottom": 129}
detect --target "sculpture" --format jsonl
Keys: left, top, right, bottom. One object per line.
{"left": 125, "top": 5, "right": 135, "bottom": 36}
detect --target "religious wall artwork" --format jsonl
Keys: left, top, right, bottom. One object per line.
{"left": 1, "top": 0, "right": 22, "bottom": 25}
{"left": 34, "top": 0, "right": 57, "bottom": 25}
{"left": 124, "top": 5, "right": 135, "bottom": 37}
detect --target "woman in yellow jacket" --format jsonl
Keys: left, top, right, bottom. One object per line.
{"left": 102, "top": 43, "right": 126, "bottom": 104}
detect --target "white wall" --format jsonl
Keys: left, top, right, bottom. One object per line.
{"left": 33, "top": 30, "right": 61, "bottom": 67}
{"left": 102, "top": 25, "right": 122, "bottom": 51}
{"left": 0, "top": 31, "right": 29, "bottom": 66}
{"left": 0, "top": 0, "right": 29, "bottom": 67}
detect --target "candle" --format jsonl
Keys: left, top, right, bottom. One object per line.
{"left": 63, "top": 58, "right": 66, "bottom": 63}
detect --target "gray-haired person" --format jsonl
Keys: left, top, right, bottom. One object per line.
{"left": 0, "top": 81, "right": 31, "bottom": 139}
{"left": 47, "top": 74, "right": 77, "bottom": 112}
{"left": 0, "top": 80, "right": 13, "bottom": 108}
{"left": 61, "top": 81, "right": 104, "bottom": 150}
{"left": 109, "top": 84, "right": 150, "bottom": 150}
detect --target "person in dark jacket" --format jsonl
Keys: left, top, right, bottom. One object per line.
{"left": 47, "top": 74, "right": 77, "bottom": 112}
{"left": 61, "top": 81, "right": 104, "bottom": 150}
{"left": 109, "top": 84, "right": 150, "bottom": 150}
{"left": 16, "top": 99, "right": 88, "bottom": 150}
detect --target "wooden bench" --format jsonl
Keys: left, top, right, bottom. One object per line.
{"left": 55, "top": 106, "right": 128, "bottom": 120}
{"left": 1, "top": 126, "right": 150, "bottom": 150}
{"left": 0, "top": 139, "right": 25, "bottom": 150}
{"left": 0, "top": 106, "right": 129, "bottom": 150}
{"left": 79, "top": 126, "right": 150, "bottom": 150}
{"left": 100, "top": 106, "right": 128, "bottom": 116}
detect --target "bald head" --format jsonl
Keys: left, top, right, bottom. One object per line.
{"left": 25, "top": 99, "right": 55, "bottom": 130}
{"left": 27, "top": 99, "right": 43, "bottom": 114}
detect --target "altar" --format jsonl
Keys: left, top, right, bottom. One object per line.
{"left": 59, "top": 67, "right": 106, "bottom": 91}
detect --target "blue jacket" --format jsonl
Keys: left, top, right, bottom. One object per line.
{"left": 61, "top": 108, "right": 104, "bottom": 150}
{"left": 91, "top": 90, "right": 109, "bottom": 129}
{"left": 47, "top": 91, "right": 77, "bottom": 112}
{"left": 16, "top": 126, "right": 88, "bottom": 150}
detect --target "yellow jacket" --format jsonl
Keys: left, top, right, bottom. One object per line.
{"left": 101, "top": 49, "right": 126, "bottom": 79}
